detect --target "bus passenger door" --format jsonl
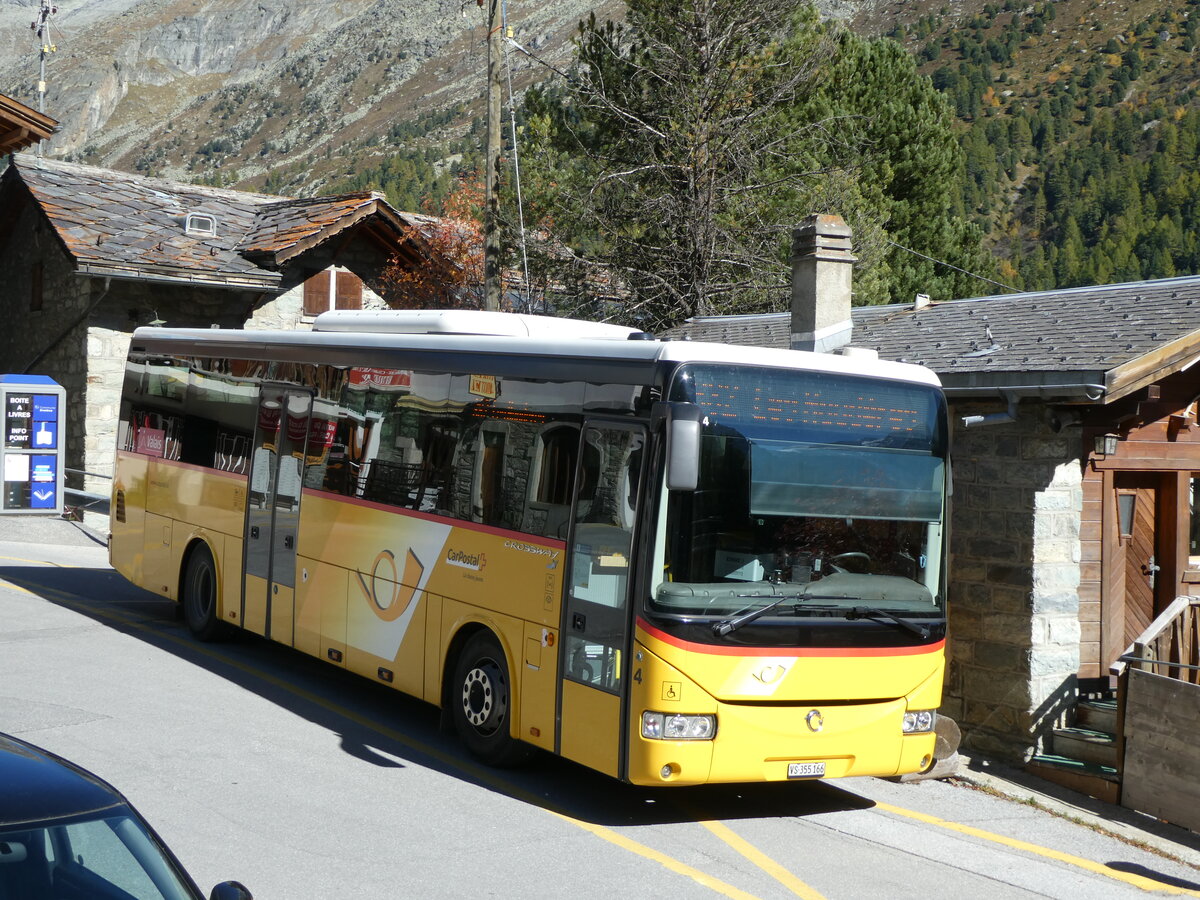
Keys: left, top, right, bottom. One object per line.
{"left": 243, "top": 387, "right": 313, "bottom": 644}
{"left": 558, "top": 423, "right": 645, "bottom": 779}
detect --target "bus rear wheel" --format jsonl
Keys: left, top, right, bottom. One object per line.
{"left": 452, "top": 631, "right": 531, "bottom": 767}
{"left": 183, "top": 544, "right": 225, "bottom": 642}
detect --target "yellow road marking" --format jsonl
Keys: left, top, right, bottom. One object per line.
{"left": 699, "top": 818, "right": 826, "bottom": 899}
{"left": 15, "top": 572, "right": 1192, "bottom": 898}
{"left": 4, "top": 576, "right": 761, "bottom": 900}
{"left": 553, "top": 812, "right": 762, "bottom": 900}
{"left": 0, "top": 579, "right": 39, "bottom": 597}
{"left": 0, "top": 554, "right": 72, "bottom": 567}
{"left": 875, "top": 802, "right": 1200, "bottom": 896}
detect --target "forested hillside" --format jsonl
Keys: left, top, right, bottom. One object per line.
{"left": 891, "top": 0, "right": 1200, "bottom": 293}
{"left": 10, "top": 0, "right": 1200, "bottom": 302}
{"left": 334, "top": 0, "right": 1200, "bottom": 301}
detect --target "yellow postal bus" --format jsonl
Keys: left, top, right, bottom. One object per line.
{"left": 109, "top": 311, "right": 948, "bottom": 785}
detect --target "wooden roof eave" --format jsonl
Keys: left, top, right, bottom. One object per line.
{"left": 1103, "top": 327, "right": 1200, "bottom": 405}
{"left": 0, "top": 125, "right": 33, "bottom": 155}
{"left": 359, "top": 217, "right": 428, "bottom": 268}
{"left": 74, "top": 261, "right": 281, "bottom": 291}
{"left": 267, "top": 201, "right": 418, "bottom": 267}
{"left": 0, "top": 95, "right": 58, "bottom": 151}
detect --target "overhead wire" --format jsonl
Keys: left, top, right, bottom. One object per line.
{"left": 500, "top": 0, "right": 534, "bottom": 313}
{"left": 504, "top": 36, "right": 576, "bottom": 82}
{"left": 885, "top": 239, "right": 1023, "bottom": 294}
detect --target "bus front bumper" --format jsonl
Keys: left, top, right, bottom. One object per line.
{"left": 627, "top": 695, "right": 936, "bottom": 786}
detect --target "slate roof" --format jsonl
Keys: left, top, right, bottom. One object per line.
{"left": 2, "top": 154, "right": 429, "bottom": 290}
{"left": 669, "top": 276, "right": 1200, "bottom": 404}
{"left": 243, "top": 194, "right": 437, "bottom": 267}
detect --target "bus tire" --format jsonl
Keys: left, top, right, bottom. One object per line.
{"left": 451, "top": 631, "right": 532, "bottom": 767}
{"left": 182, "top": 544, "right": 226, "bottom": 642}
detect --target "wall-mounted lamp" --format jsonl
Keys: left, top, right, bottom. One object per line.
{"left": 1095, "top": 433, "right": 1119, "bottom": 456}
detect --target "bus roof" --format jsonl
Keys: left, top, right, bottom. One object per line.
{"left": 131, "top": 312, "right": 940, "bottom": 389}
{"left": 311, "top": 309, "right": 641, "bottom": 340}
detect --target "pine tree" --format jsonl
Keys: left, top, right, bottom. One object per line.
{"left": 517, "top": 0, "right": 992, "bottom": 326}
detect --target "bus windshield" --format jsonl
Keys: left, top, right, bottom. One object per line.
{"left": 650, "top": 364, "right": 948, "bottom": 628}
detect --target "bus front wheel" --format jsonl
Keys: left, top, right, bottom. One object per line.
{"left": 183, "top": 544, "right": 225, "bottom": 642}
{"left": 451, "top": 631, "right": 531, "bottom": 767}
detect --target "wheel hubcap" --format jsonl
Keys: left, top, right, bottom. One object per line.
{"left": 461, "top": 660, "right": 507, "bottom": 733}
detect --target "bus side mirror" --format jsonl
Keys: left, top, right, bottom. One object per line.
{"left": 657, "top": 402, "right": 701, "bottom": 492}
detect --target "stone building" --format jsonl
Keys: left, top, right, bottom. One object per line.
{"left": 670, "top": 215, "right": 1200, "bottom": 773}
{"left": 0, "top": 153, "right": 439, "bottom": 501}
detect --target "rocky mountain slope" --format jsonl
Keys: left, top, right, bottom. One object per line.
{"left": 7, "top": 0, "right": 1200, "bottom": 297}
{"left": 0, "top": 0, "right": 628, "bottom": 193}
{"left": 0, "top": 1, "right": 882, "bottom": 196}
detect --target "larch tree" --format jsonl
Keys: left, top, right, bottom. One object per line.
{"left": 376, "top": 176, "right": 492, "bottom": 310}
{"left": 515, "top": 0, "right": 993, "bottom": 329}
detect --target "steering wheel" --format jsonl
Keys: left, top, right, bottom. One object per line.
{"left": 829, "top": 551, "right": 871, "bottom": 572}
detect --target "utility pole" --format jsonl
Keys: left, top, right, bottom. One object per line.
{"left": 31, "top": 0, "right": 58, "bottom": 157}
{"left": 481, "top": 0, "right": 503, "bottom": 311}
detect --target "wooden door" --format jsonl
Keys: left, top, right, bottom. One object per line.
{"left": 1113, "top": 473, "right": 1165, "bottom": 654}
{"left": 1122, "top": 483, "right": 1157, "bottom": 646}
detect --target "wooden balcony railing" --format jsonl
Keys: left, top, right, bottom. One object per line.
{"left": 1111, "top": 597, "right": 1200, "bottom": 832}
{"left": 1113, "top": 596, "right": 1200, "bottom": 684}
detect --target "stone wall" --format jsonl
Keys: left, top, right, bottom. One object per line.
{"left": 247, "top": 266, "right": 388, "bottom": 331}
{"left": 81, "top": 282, "right": 259, "bottom": 490}
{"left": 0, "top": 206, "right": 94, "bottom": 508}
{"left": 248, "top": 235, "right": 393, "bottom": 331}
{"left": 943, "top": 399, "right": 1083, "bottom": 761}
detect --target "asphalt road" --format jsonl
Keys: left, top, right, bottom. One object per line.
{"left": 1, "top": 515, "right": 1200, "bottom": 899}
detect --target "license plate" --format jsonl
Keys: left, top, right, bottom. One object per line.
{"left": 787, "top": 761, "right": 826, "bottom": 779}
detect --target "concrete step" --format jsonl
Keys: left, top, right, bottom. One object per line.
{"left": 1074, "top": 698, "right": 1118, "bottom": 734}
{"left": 1028, "top": 753, "right": 1119, "bottom": 782}
{"left": 1027, "top": 754, "right": 1121, "bottom": 804}
{"left": 1051, "top": 726, "right": 1118, "bottom": 769}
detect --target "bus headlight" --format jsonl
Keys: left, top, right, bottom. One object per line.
{"left": 902, "top": 710, "right": 937, "bottom": 734}
{"left": 642, "top": 711, "right": 716, "bottom": 740}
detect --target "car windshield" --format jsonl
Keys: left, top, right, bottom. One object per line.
{"left": 649, "top": 364, "right": 948, "bottom": 623}
{"left": 0, "top": 808, "right": 197, "bottom": 900}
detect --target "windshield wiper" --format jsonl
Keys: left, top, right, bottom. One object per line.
{"left": 845, "top": 606, "right": 931, "bottom": 639}
{"left": 712, "top": 593, "right": 843, "bottom": 637}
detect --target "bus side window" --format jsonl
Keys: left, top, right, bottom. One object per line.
{"left": 475, "top": 425, "right": 506, "bottom": 526}
{"left": 530, "top": 425, "right": 600, "bottom": 539}
{"left": 565, "top": 426, "right": 644, "bottom": 692}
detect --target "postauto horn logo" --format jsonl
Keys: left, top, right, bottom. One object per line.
{"left": 446, "top": 548, "right": 486, "bottom": 571}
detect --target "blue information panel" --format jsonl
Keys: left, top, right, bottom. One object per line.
{"left": 1, "top": 378, "right": 64, "bottom": 514}
{"left": 29, "top": 455, "right": 57, "bottom": 509}
{"left": 31, "top": 395, "right": 58, "bottom": 450}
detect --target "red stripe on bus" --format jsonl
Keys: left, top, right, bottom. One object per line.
{"left": 300, "top": 487, "right": 569, "bottom": 547}
{"left": 636, "top": 618, "right": 945, "bottom": 658}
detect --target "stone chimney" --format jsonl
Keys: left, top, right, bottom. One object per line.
{"left": 790, "top": 214, "right": 856, "bottom": 353}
